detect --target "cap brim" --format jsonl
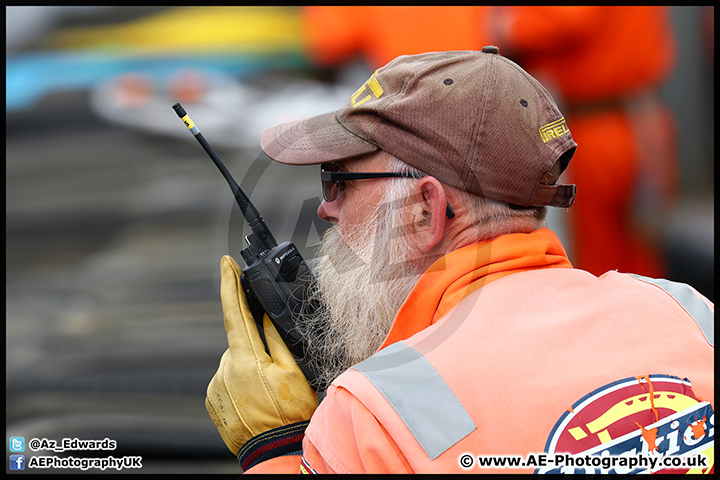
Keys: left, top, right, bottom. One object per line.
{"left": 260, "top": 111, "right": 378, "bottom": 166}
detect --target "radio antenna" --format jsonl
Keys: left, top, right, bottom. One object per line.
{"left": 172, "top": 103, "right": 277, "bottom": 250}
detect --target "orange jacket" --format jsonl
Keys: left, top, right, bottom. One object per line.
{"left": 249, "top": 229, "right": 714, "bottom": 473}
{"left": 488, "top": 7, "right": 679, "bottom": 279}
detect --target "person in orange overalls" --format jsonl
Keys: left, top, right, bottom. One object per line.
{"left": 204, "top": 49, "right": 714, "bottom": 474}
{"left": 299, "top": 6, "right": 679, "bottom": 278}
{"left": 488, "top": 6, "right": 678, "bottom": 279}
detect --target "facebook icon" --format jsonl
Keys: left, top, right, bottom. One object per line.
{"left": 10, "top": 454, "right": 25, "bottom": 470}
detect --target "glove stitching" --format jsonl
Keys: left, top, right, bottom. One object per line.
{"left": 255, "top": 355, "right": 288, "bottom": 426}
{"left": 221, "top": 357, "right": 256, "bottom": 440}
{"left": 206, "top": 394, "right": 243, "bottom": 453}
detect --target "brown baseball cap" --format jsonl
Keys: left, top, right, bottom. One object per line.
{"left": 260, "top": 47, "right": 577, "bottom": 207}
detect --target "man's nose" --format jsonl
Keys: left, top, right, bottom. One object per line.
{"left": 317, "top": 199, "right": 338, "bottom": 223}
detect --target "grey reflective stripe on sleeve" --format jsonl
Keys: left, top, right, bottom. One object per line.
{"left": 352, "top": 341, "right": 476, "bottom": 460}
{"left": 631, "top": 274, "right": 714, "bottom": 346}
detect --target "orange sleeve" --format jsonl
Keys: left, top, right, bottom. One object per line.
{"left": 301, "top": 384, "right": 413, "bottom": 473}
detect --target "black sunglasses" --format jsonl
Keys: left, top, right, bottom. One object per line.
{"left": 321, "top": 164, "right": 455, "bottom": 219}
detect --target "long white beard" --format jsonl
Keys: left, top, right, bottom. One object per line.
{"left": 297, "top": 181, "right": 426, "bottom": 396}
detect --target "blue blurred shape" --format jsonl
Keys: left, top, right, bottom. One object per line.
{"left": 6, "top": 51, "right": 307, "bottom": 111}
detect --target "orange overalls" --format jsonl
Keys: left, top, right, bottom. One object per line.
{"left": 489, "top": 6, "right": 678, "bottom": 279}
{"left": 249, "top": 229, "right": 714, "bottom": 473}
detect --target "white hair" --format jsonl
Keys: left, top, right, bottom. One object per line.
{"left": 384, "top": 153, "right": 548, "bottom": 240}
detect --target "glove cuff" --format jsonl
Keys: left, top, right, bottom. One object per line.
{"left": 237, "top": 420, "right": 310, "bottom": 471}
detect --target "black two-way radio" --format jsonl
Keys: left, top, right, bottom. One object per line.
{"left": 172, "top": 103, "right": 318, "bottom": 387}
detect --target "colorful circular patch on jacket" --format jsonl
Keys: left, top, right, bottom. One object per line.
{"left": 538, "top": 374, "right": 714, "bottom": 474}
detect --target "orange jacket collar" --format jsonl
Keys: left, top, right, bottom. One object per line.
{"left": 379, "top": 228, "right": 572, "bottom": 349}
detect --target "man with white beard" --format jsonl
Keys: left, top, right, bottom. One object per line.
{"left": 300, "top": 150, "right": 548, "bottom": 397}
{"left": 205, "top": 48, "right": 714, "bottom": 474}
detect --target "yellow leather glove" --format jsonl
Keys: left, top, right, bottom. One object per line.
{"left": 206, "top": 255, "right": 318, "bottom": 469}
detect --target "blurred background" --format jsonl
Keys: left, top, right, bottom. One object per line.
{"left": 6, "top": 6, "right": 713, "bottom": 474}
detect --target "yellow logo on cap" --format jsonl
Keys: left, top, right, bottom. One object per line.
{"left": 351, "top": 71, "right": 384, "bottom": 108}
{"left": 539, "top": 117, "right": 570, "bottom": 143}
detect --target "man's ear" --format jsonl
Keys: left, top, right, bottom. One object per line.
{"left": 409, "top": 176, "right": 447, "bottom": 252}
